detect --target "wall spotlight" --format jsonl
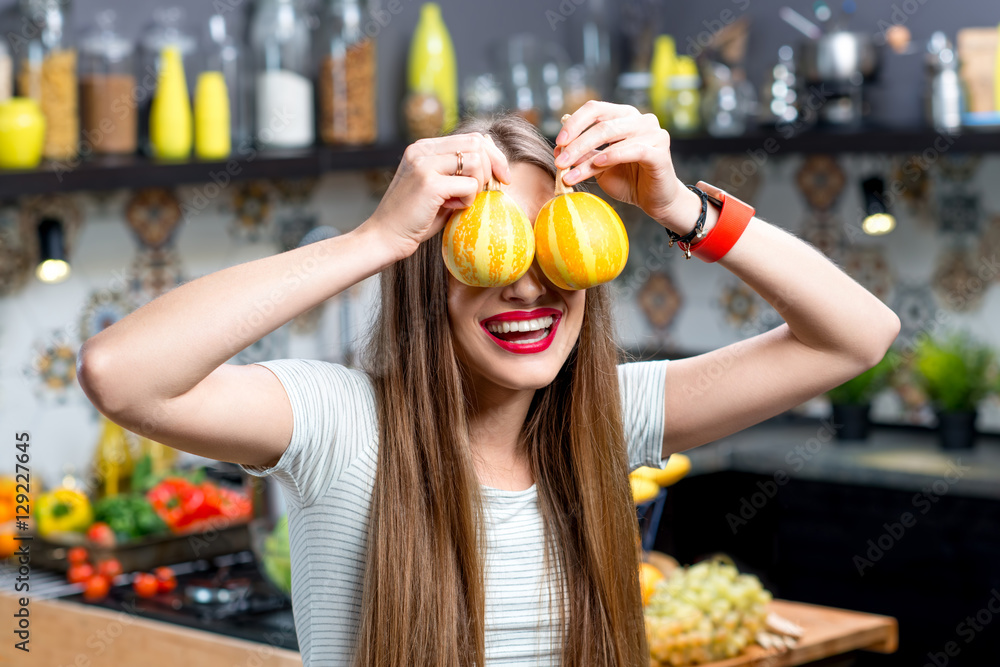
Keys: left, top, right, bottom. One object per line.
{"left": 36, "top": 217, "right": 71, "bottom": 284}
{"left": 861, "top": 177, "right": 896, "bottom": 236}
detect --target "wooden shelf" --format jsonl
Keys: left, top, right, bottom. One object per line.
{"left": 2, "top": 125, "right": 998, "bottom": 198}
{"left": 0, "top": 143, "right": 407, "bottom": 199}
{"left": 669, "top": 124, "right": 1000, "bottom": 156}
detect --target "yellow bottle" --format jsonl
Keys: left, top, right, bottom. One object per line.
{"left": 194, "top": 71, "right": 231, "bottom": 159}
{"left": 670, "top": 56, "right": 701, "bottom": 135}
{"left": 649, "top": 35, "right": 677, "bottom": 129}
{"left": 407, "top": 3, "right": 458, "bottom": 133}
{"left": 150, "top": 46, "right": 192, "bottom": 160}
{"left": 92, "top": 417, "right": 135, "bottom": 498}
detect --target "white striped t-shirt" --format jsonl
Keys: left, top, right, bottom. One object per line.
{"left": 240, "top": 358, "right": 670, "bottom": 666}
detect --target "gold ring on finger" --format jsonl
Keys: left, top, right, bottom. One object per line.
{"left": 455, "top": 151, "right": 464, "bottom": 177}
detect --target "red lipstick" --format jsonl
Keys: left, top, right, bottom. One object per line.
{"left": 480, "top": 308, "right": 562, "bottom": 355}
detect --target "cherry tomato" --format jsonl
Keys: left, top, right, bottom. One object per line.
{"left": 153, "top": 566, "right": 177, "bottom": 594}
{"left": 133, "top": 572, "right": 159, "bottom": 598}
{"left": 67, "top": 563, "right": 95, "bottom": 585}
{"left": 67, "top": 546, "right": 89, "bottom": 565}
{"left": 97, "top": 558, "right": 123, "bottom": 579}
{"left": 83, "top": 574, "right": 111, "bottom": 601}
{"left": 87, "top": 522, "right": 116, "bottom": 548}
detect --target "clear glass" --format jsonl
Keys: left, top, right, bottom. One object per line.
{"left": 17, "top": 0, "right": 78, "bottom": 159}
{"left": 318, "top": 0, "right": 377, "bottom": 145}
{"left": 203, "top": 13, "right": 248, "bottom": 150}
{"left": 79, "top": 10, "right": 136, "bottom": 154}
{"left": 137, "top": 7, "right": 197, "bottom": 155}
{"left": 249, "top": 0, "right": 315, "bottom": 149}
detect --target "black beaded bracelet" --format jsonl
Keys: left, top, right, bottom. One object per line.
{"left": 665, "top": 184, "right": 709, "bottom": 259}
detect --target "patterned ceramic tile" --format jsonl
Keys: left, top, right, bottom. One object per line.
{"left": 891, "top": 155, "right": 933, "bottom": 223}
{"left": 795, "top": 155, "right": 846, "bottom": 210}
{"left": 719, "top": 279, "right": 782, "bottom": 336}
{"left": 291, "top": 303, "right": 325, "bottom": 335}
{"left": 637, "top": 271, "right": 682, "bottom": 331}
{"left": 25, "top": 336, "right": 77, "bottom": 402}
{"left": 977, "top": 216, "right": 1000, "bottom": 281}
{"left": 711, "top": 155, "right": 763, "bottom": 203}
{"left": 230, "top": 181, "right": 273, "bottom": 242}
{"left": 932, "top": 247, "right": 987, "bottom": 313}
{"left": 937, "top": 189, "right": 980, "bottom": 235}
{"left": 79, "top": 289, "right": 136, "bottom": 342}
{"left": 842, "top": 246, "right": 894, "bottom": 302}
{"left": 0, "top": 204, "right": 31, "bottom": 296}
{"left": 125, "top": 189, "right": 182, "bottom": 249}
{"left": 129, "top": 247, "right": 184, "bottom": 305}
{"left": 890, "top": 283, "right": 938, "bottom": 343}
{"left": 937, "top": 154, "right": 981, "bottom": 184}
{"left": 277, "top": 213, "right": 320, "bottom": 253}
{"left": 273, "top": 178, "right": 318, "bottom": 207}
{"left": 799, "top": 211, "right": 844, "bottom": 260}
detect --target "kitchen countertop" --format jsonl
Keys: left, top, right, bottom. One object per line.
{"left": 682, "top": 419, "right": 1000, "bottom": 500}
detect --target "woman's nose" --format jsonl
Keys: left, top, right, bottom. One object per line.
{"left": 501, "top": 260, "right": 549, "bottom": 304}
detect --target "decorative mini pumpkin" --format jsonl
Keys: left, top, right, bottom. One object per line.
{"left": 533, "top": 167, "right": 629, "bottom": 291}
{"left": 442, "top": 177, "right": 534, "bottom": 287}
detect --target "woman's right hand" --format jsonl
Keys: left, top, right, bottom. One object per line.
{"left": 364, "top": 133, "right": 512, "bottom": 261}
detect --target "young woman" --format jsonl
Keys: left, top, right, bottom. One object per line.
{"left": 79, "top": 103, "right": 900, "bottom": 666}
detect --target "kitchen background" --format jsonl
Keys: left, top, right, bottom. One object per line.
{"left": 1, "top": 0, "right": 999, "bottom": 487}
{"left": 2, "top": 1, "right": 1000, "bottom": 665}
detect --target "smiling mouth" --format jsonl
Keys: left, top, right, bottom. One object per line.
{"left": 479, "top": 309, "right": 562, "bottom": 354}
{"left": 484, "top": 315, "right": 555, "bottom": 344}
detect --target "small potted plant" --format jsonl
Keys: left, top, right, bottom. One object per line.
{"left": 913, "top": 333, "right": 998, "bottom": 450}
{"left": 827, "top": 351, "right": 898, "bottom": 441}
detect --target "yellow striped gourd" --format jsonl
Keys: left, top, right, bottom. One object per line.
{"left": 534, "top": 168, "right": 629, "bottom": 290}
{"left": 442, "top": 178, "right": 534, "bottom": 287}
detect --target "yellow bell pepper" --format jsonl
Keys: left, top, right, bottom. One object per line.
{"left": 36, "top": 488, "right": 93, "bottom": 537}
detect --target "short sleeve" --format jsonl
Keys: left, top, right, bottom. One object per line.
{"left": 239, "top": 359, "right": 378, "bottom": 508}
{"left": 618, "top": 360, "right": 670, "bottom": 471}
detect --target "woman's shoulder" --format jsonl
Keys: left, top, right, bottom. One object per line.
{"left": 255, "top": 358, "right": 377, "bottom": 410}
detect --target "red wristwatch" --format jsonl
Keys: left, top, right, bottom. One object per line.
{"left": 689, "top": 181, "right": 755, "bottom": 263}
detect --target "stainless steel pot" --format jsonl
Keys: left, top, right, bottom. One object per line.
{"left": 799, "top": 31, "right": 879, "bottom": 83}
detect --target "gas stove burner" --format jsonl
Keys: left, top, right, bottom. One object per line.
{"left": 185, "top": 578, "right": 253, "bottom": 606}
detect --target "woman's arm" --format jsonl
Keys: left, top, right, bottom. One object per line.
{"left": 79, "top": 134, "right": 509, "bottom": 467}
{"left": 556, "top": 102, "right": 900, "bottom": 456}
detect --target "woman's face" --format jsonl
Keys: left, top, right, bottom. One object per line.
{"left": 448, "top": 162, "right": 586, "bottom": 392}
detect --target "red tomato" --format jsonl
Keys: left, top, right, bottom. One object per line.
{"left": 67, "top": 546, "right": 89, "bottom": 565}
{"left": 67, "top": 563, "right": 95, "bottom": 584}
{"left": 97, "top": 558, "right": 123, "bottom": 579}
{"left": 153, "top": 566, "right": 177, "bottom": 593}
{"left": 86, "top": 522, "right": 116, "bottom": 548}
{"left": 83, "top": 574, "right": 111, "bottom": 601}
{"left": 133, "top": 572, "right": 159, "bottom": 598}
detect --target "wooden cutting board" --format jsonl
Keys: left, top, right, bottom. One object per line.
{"left": 693, "top": 599, "right": 897, "bottom": 667}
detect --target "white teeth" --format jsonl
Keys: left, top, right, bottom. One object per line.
{"left": 485, "top": 315, "right": 555, "bottom": 334}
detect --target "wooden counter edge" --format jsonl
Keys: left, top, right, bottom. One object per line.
{"left": 0, "top": 590, "right": 302, "bottom": 666}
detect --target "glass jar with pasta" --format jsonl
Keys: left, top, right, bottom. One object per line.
{"left": 16, "top": 0, "right": 78, "bottom": 160}
{"left": 317, "top": 0, "right": 377, "bottom": 146}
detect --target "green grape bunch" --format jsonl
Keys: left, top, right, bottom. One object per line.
{"left": 644, "top": 559, "right": 773, "bottom": 666}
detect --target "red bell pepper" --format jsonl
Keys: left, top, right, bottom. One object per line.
{"left": 147, "top": 477, "right": 216, "bottom": 532}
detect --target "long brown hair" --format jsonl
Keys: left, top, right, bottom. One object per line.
{"left": 356, "top": 115, "right": 647, "bottom": 666}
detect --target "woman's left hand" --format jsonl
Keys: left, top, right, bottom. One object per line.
{"left": 555, "top": 101, "right": 684, "bottom": 228}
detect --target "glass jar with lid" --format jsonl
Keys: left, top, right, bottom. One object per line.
{"left": 137, "top": 7, "right": 197, "bottom": 155}
{"left": 16, "top": 0, "right": 78, "bottom": 160}
{"left": 201, "top": 13, "right": 248, "bottom": 152}
{"left": 318, "top": 0, "right": 377, "bottom": 145}
{"left": 249, "top": 0, "right": 315, "bottom": 149}
{"left": 80, "top": 10, "right": 137, "bottom": 155}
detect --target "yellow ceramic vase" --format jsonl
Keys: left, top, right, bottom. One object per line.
{"left": 194, "top": 71, "right": 231, "bottom": 160}
{"left": 150, "top": 46, "right": 193, "bottom": 160}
